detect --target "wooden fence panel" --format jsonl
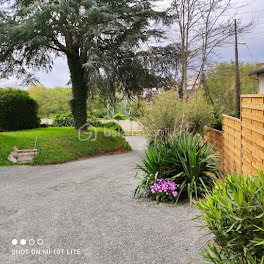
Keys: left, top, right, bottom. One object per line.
{"left": 222, "top": 115, "right": 242, "bottom": 173}
{"left": 241, "top": 95, "right": 264, "bottom": 175}
{"left": 206, "top": 94, "right": 264, "bottom": 176}
{"left": 205, "top": 128, "right": 224, "bottom": 169}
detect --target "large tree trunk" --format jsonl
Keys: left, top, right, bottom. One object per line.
{"left": 67, "top": 54, "right": 88, "bottom": 129}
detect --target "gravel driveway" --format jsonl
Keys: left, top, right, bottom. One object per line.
{"left": 0, "top": 136, "right": 208, "bottom": 264}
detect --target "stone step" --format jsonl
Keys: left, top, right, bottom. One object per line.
{"left": 17, "top": 153, "right": 37, "bottom": 157}
{"left": 17, "top": 157, "right": 35, "bottom": 162}
{"left": 8, "top": 147, "right": 38, "bottom": 163}
{"left": 17, "top": 149, "right": 37, "bottom": 153}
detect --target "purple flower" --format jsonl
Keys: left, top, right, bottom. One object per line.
{"left": 170, "top": 183, "right": 177, "bottom": 191}
{"left": 172, "top": 191, "right": 178, "bottom": 197}
{"left": 149, "top": 178, "right": 179, "bottom": 200}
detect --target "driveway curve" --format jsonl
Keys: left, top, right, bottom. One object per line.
{"left": 0, "top": 136, "right": 207, "bottom": 264}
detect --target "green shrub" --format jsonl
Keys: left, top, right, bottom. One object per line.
{"left": 88, "top": 119, "right": 104, "bottom": 128}
{"left": 113, "top": 113, "right": 126, "bottom": 120}
{"left": 135, "top": 134, "right": 220, "bottom": 202}
{"left": 53, "top": 113, "right": 102, "bottom": 128}
{"left": 142, "top": 90, "right": 187, "bottom": 143}
{"left": 196, "top": 172, "right": 264, "bottom": 264}
{"left": 0, "top": 88, "right": 40, "bottom": 131}
{"left": 87, "top": 112, "right": 95, "bottom": 120}
{"left": 52, "top": 113, "right": 75, "bottom": 127}
{"left": 53, "top": 113, "right": 124, "bottom": 134}
{"left": 87, "top": 118, "right": 124, "bottom": 135}
{"left": 87, "top": 113, "right": 104, "bottom": 127}
{"left": 92, "top": 108, "right": 107, "bottom": 118}
{"left": 186, "top": 91, "right": 215, "bottom": 135}
{"left": 103, "top": 121, "right": 124, "bottom": 135}
{"left": 131, "top": 97, "right": 146, "bottom": 118}
{"left": 142, "top": 90, "right": 216, "bottom": 143}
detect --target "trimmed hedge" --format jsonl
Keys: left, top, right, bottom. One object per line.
{"left": 0, "top": 89, "right": 40, "bottom": 131}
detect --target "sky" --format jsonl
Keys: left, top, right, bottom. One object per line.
{"left": 1, "top": 0, "right": 264, "bottom": 89}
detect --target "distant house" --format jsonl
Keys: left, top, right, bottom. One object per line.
{"left": 186, "top": 76, "right": 200, "bottom": 91}
{"left": 248, "top": 68, "right": 264, "bottom": 94}
{"left": 140, "top": 76, "right": 200, "bottom": 98}
{"left": 141, "top": 88, "right": 162, "bottom": 99}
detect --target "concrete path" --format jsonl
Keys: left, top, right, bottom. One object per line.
{"left": 0, "top": 137, "right": 207, "bottom": 264}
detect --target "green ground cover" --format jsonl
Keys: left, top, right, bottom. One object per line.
{"left": 124, "top": 131, "right": 145, "bottom": 136}
{"left": 0, "top": 127, "right": 131, "bottom": 166}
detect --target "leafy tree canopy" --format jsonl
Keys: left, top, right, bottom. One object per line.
{"left": 28, "top": 85, "right": 72, "bottom": 117}
{"left": 206, "top": 61, "right": 258, "bottom": 119}
{"left": 0, "top": 0, "right": 165, "bottom": 128}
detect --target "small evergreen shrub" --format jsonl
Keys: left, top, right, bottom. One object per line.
{"left": 52, "top": 113, "right": 75, "bottom": 127}
{"left": 135, "top": 134, "right": 220, "bottom": 203}
{"left": 113, "top": 113, "right": 126, "bottom": 120}
{"left": 196, "top": 172, "right": 264, "bottom": 264}
{"left": 0, "top": 88, "right": 40, "bottom": 131}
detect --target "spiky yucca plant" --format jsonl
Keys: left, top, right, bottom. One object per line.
{"left": 135, "top": 134, "right": 220, "bottom": 202}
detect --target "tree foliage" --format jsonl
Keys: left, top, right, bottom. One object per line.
{"left": 206, "top": 62, "right": 258, "bottom": 119}
{"left": 28, "top": 85, "right": 72, "bottom": 117}
{"left": 168, "top": 0, "right": 252, "bottom": 98}
{"left": 0, "top": 0, "right": 164, "bottom": 128}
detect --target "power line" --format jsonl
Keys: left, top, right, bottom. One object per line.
{"left": 221, "top": 9, "right": 264, "bottom": 17}
{"left": 234, "top": 9, "right": 264, "bottom": 15}
{"left": 241, "top": 36, "right": 256, "bottom": 63}
{"left": 241, "top": 32, "right": 264, "bottom": 35}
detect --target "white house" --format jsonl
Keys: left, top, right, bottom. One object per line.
{"left": 248, "top": 68, "right": 264, "bottom": 94}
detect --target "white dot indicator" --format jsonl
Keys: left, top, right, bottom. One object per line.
{"left": 37, "top": 239, "right": 44, "bottom": 246}
{"left": 29, "top": 239, "right": 35, "bottom": 246}
{"left": 11, "top": 239, "right": 18, "bottom": 246}
{"left": 20, "top": 239, "right": 27, "bottom": 246}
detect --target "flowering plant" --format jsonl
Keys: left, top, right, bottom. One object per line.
{"left": 144, "top": 178, "right": 180, "bottom": 202}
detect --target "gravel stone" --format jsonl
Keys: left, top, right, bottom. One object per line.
{"left": 0, "top": 136, "right": 208, "bottom": 264}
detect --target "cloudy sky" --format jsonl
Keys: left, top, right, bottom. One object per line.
{"left": 1, "top": 0, "right": 264, "bottom": 89}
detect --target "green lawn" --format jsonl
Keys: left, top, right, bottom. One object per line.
{"left": 0, "top": 127, "right": 131, "bottom": 166}
{"left": 124, "top": 131, "right": 145, "bottom": 136}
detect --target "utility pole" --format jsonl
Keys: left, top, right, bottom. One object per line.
{"left": 234, "top": 19, "right": 241, "bottom": 117}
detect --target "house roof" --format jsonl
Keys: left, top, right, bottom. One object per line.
{"left": 248, "top": 68, "right": 264, "bottom": 76}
